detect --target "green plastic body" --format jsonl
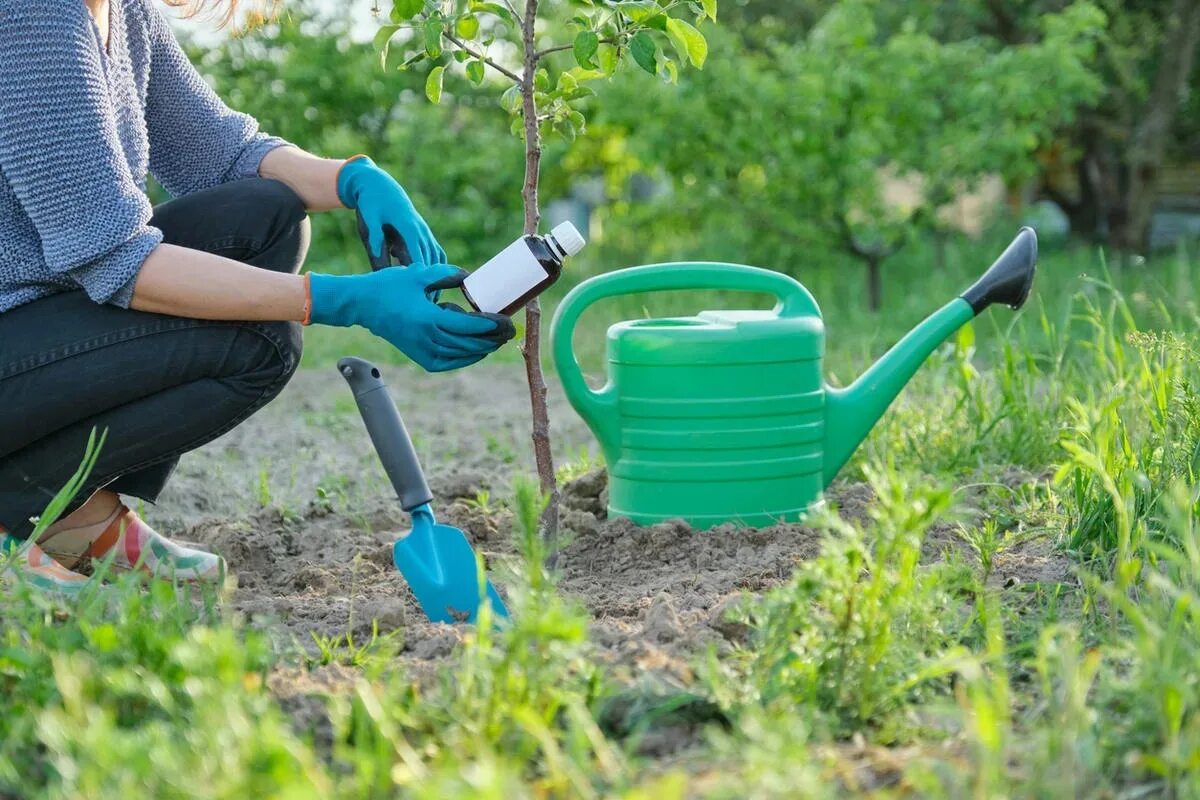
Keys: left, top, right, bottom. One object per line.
{"left": 550, "top": 263, "right": 975, "bottom": 528}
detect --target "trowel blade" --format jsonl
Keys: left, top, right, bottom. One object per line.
{"left": 392, "top": 520, "right": 509, "bottom": 624}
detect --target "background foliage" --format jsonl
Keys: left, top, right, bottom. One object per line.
{"left": 188, "top": 0, "right": 1196, "bottom": 310}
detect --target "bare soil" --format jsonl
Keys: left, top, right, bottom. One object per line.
{"left": 138, "top": 362, "right": 1072, "bottom": 742}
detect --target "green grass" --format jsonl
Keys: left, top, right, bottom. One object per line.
{"left": 6, "top": 235, "right": 1200, "bottom": 796}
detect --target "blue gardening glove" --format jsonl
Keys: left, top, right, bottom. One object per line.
{"left": 308, "top": 264, "right": 515, "bottom": 373}
{"left": 338, "top": 156, "right": 447, "bottom": 270}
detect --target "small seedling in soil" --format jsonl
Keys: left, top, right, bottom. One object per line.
{"left": 555, "top": 445, "right": 600, "bottom": 485}
{"left": 460, "top": 489, "right": 504, "bottom": 520}
{"left": 958, "top": 518, "right": 1005, "bottom": 585}
{"left": 484, "top": 432, "right": 517, "bottom": 465}
{"left": 307, "top": 621, "right": 402, "bottom": 670}
{"left": 256, "top": 465, "right": 272, "bottom": 508}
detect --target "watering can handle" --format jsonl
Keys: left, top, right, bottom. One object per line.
{"left": 550, "top": 262, "right": 819, "bottom": 441}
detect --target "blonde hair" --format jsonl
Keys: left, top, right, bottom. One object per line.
{"left": 165, "top": 0, "right": 276, "bottom": 29}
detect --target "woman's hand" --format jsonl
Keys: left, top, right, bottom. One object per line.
{"left": 338, "top": 156, "right": 447, "bottom": 270}
{"left": 308, "top": 264, "right": 515, "bottom": 373}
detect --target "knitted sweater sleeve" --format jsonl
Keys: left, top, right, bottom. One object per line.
{"left": 0, "top": 0, "right": 161, "bottom": 307}
{"left": 141, "top": 0, "right": 289, "bottom": 197}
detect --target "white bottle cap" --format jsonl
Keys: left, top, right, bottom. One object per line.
{"left": 550, "top": 221, "right": 586, "bottom": 257}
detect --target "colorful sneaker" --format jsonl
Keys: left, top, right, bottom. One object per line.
{"left": 1, "top": 529, "right": 90, "bottom": 596}
{"left": 44, "top": 505, "right": 225, "bottom": 583}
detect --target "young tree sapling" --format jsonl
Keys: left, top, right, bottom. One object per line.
{"left": 374, "top": 0, "right": 717, "bottom": 546}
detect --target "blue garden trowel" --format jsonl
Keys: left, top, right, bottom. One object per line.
{"left": 338, "top": 357, "right": 508, "bottom": 624}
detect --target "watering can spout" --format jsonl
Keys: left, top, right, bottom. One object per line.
{"left": 821, "top": 228, "right": 1037, "bottom": 486}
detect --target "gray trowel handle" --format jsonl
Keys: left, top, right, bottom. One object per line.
{"left": 337, "top": 357, "right": 433, "bottom": 512}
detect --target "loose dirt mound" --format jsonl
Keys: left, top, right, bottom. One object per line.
{"left": 180, "top": 467, "right": 842, "bottom": 685}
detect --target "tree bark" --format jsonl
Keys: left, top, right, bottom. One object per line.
{"left": 1111, "top": 0, "right": 1200, "bottom": 253}
{"left": 866, "top": 256, "right": 882, "bottom": 312}
{"left": 519, "top": 0, "right": 560, "bottom": 551}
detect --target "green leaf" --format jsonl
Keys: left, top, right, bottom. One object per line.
{"left": 630, "top": 31, "right": 657, "bottom": 75}
{"left": 645, "top": 13, "right": 669, "bottom": 32}
{"left": 659, "top": 55, "right": 678, "bottom": 83}
{"left": 424, "top": 18, "right": 443, "bottom": 57}
{"left": 597, "top": 43, "right": 619, "bottom": 75}
{"left": 468, "top": 1, "right": 516, "bottom": 25}
{"left": 701, "top": 0, "right": 717, "bottom": 21}
{"left": 399, "top": 51, "right": 428, "bottom": 71}
{"left": 500, "top": 83, "right": 522, "bottom": 113}
{"left": 374, "top": 24, "right": 400, "bottom": 52}
{"left": 574, "top": 30, "right": 599, "bottom": 70}
{"left": 534, "top": 68, "right": 551, "bottom": 91}
{"left": 425, "top": 65, "right": 445, "bottom": 103}
{"left": 456, "top": 15, "right": 480, "bottom": 38}
{"left": 616, "top": 0, "right": 662, "bottom": 23}
{"left": 666, "top": 18, "right": 707, "bottom": 67}
{"left": 955, "top": 320, "right": 975, "bottom": 352}
{"left": 565, "top": 66, "right": 605, "bottom": 84}
{"left": 392, "top": 0, "right": 424, "bottom": 21}
{"left": 374, "top": 24, "right": 401, "bottom": 70}
{"left": 665, "top": 22, "right": 688, "bottom": 62}
{"left": 467, "top": 59, "right": 486, "bottom": 84}
{"left": 383, "top": 43, "right": 410, "bottom": 71}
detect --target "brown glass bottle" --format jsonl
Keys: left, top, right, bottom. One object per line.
{"left": 462, "top": 222, "right": 586, "bottom": 316}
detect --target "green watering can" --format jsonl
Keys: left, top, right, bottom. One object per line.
{"left": 551, "top": 227, "right": 1037, "bottom": 527}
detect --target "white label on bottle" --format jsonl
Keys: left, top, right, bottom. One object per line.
{"left": 463, "top": 239, "right": 548, "bottom": 313}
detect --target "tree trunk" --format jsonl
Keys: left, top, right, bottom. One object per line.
{"left": 1111, "top": 0, "right": 1200, "bottom": 253}
{"left": 933, "top": 230, "right": 947, "bottom": 272}
{"left": 519, "top": 0, "right": 560, "bottom": 551}
{"left": 866, "top": 255, "right": 882, "bottom": 312}
{"left": 1073, "top": 125, "right": 1108, "bottom": 241}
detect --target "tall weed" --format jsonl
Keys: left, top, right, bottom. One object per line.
{"left": 708, "top": 465, "right": 971, "bottom": 737}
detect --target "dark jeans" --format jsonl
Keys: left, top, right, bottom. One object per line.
{"left": 0, "top": 178, "right": 310, "bottom": 540}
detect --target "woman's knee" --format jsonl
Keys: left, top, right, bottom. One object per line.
{"left": 262, "top": 319, "right": 304, "bottom": 384}
{"left": 151, "top": 178, "right": 310, "bottom": 272}
{"left": 250, "top": 179, "right": 311, "bottom": 274}
{"left": 230, "top": 319, "right": 304, "bottom": 397}
{"left": 253, "top": 178, "right": 307, "bottom": 229}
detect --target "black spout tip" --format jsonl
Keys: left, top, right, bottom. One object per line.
{"left": 960, "top": 227, "right": 1038, "bottom": 315}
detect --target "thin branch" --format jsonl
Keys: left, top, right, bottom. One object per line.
{"left": 501, "top": 0, "right": 524, "bottom": 28}
{"left": 444, "top": 34, "right": 523, "bottom": 83}
{"left": 534, "top": 43, "right": 575, "bottom": 59}
{"left": 533, "top": 37, "right": 618, "bottom": 62}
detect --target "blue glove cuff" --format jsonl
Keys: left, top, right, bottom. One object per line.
{"left": 308, "top": 272, "right": 360, "bottom": 328}
{"left": 337, "top": 155, "right": 377, "bottom": 209}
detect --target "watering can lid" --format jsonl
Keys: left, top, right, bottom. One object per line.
{"left": 606, "top": 310, "right": 824, "bottom": 366}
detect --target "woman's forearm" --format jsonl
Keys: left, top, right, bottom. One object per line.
{"left": 129, "top": 243, "right": 307, "bottom": 321}
{"left": 258, "top": 146, "right": 346, "bottom": 212}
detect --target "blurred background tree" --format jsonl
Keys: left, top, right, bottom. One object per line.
{"left": 590, "top": 1, "right": 1103, "bottom": 308}
{"left": 184, "top": 0, "right": 1198, "bottom": 310}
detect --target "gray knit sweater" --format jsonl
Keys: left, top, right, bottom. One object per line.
{"left": 0, "top": 0, "right": 288, "bottom": 313}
